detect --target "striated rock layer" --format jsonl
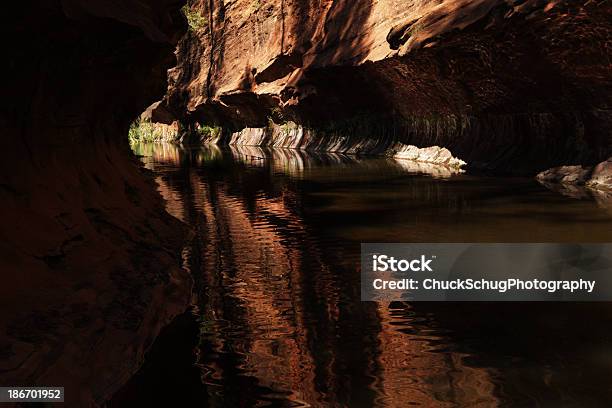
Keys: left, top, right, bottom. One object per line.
{"left": 159, "top": 0, "right": 611, "bottom": 173}
{"left": 1, "top": 1, "right": 191, "bottom": 406}
{"left": 210, "top": 122, "right": 466, "bottom": 169}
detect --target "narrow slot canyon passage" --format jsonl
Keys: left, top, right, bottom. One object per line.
{"left": 1, "top": 1, "right": 611, "bottom": 407}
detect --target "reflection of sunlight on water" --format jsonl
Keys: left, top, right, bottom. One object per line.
{"left": 132, "top": 142, "right": 224, "bottom": 169}
{"left": 229, "top": 144, "right": 358, "bottom": 177}
{"left": 185, "top": 164, "right": 497, "bottom": 406}
{"left": 131, "top": 142, "right": 612, "bottom": 407}
{"left": 375, "top": 303, "right": 498, "bottom": 407}
{"left": 194, "top": 179, "right": 321, "bottom": 405}
{"left": 155, "top": 176, "right": 185, "bottom": 222}
{"left": 228, "top": 144, "right": 463, "bottom": 179}
{"left": 133, "top": 142, "right": 499, "bottom": 407}
{"left": 538, "top": 180, "right": 612, "bottom": 213}
{"left": 392, "top": 158, "right": 463, "bottom": 178}
{"left": 134, "top": 141, "right": 465, "bottom": 180}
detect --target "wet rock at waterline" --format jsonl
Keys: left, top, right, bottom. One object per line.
{"left": 227, "top": 143, "right": 463, "bottom": 178}
{"left": 588, "top": 158, "right": 612, "bottom": 190}
{"left": 220, "top": 122, "right": 465, "bottom": 173}
{"left": 537, "top": 158, "right": 612, "bottom": 191}
{"left": 536, "top": 165, "right": 593, "bottom": 185}
{"left": 536, "top": 158, "right": 612, "bottom": 208}
{"left": 393, "top": 145, "right": 466, "bottom": 169}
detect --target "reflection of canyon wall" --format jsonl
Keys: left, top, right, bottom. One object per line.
{"left": 160, "top": 0, "right": 611, "bottom": 173}
{"left": 228, "top": 144, "right": 463, "bottom": 178}
{"left": 1, "top": 2, "right": 190, "bottom": 406}
{"left": 375, "top": 304, "right": 498, "bottom": 407}
{"left": 147, "top": 148, "right": 498, "bottom": 406}
{"left": 194, "top": 178, "right": 320, "bottom": 405}
{"left": 229, "top": 144, "right": 361, "bottom": 176}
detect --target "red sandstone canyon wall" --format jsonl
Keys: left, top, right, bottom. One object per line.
{"left": 158, "top": 0, "right": 612, "bottom": 172}
{"left": 1, "top": 1, "right": 191, "bottom": 405}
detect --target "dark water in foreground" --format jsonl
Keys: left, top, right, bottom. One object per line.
{"left": 112, "top": 143, "right": 612, "bottom": 407}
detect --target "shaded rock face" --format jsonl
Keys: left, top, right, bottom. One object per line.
{"left": 1, "top": 1, "right": 190, "bottom": 406}
{"left": 161, "top": 0, "right": 611, "bottom": 173}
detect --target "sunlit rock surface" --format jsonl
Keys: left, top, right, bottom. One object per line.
{"left": 393, "top": 145, "right": 466, "bottom": 169}
{"left": 213, "top": 122, "right": 465, "bottom": 172}
{"left": 159, "top": 0, "right": 611, "bottom": 173}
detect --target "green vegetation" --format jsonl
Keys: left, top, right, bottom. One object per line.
{"left": 279, "top": 121, "right": 298, "bottom": 134}
{"left": 128, "top": 119, "right": 157, "bottom": 143}
{"left": 128, "top": 119, "right": 178, "bottom": 143}
{"left": 128, "top": 118, "right": 222, "bottom": 145}
{"left": 182, "top": 5, "right": 208, "bottom": 33}
{"left": 197, "top": 124, "right": 222, "bottom": 141}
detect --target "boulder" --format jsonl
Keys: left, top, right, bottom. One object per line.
{"left": 536, "top": 165, "right": 593, "bottom": 185}
{"left": 536, "top": 158, "right": 612, "bottom": 200}
{"left": 587, "top": 158, "right": 612, "bottom": 190}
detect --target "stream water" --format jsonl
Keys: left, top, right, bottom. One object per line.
{"left": 111, "top": 142, "right": 612, "bottom": 407}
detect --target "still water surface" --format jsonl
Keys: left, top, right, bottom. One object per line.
{"left": 113, "top": 143, "right": 612, "bottom": 407}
